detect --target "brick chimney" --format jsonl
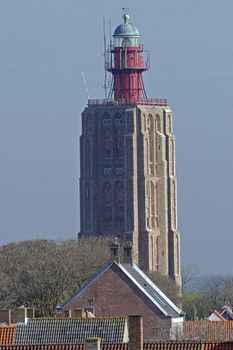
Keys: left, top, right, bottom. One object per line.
{"left": 128, "top": 316, "right": 143, "bottom": 350}
{"left": 123, "top": 241, "right": 133, "bottom": 264}
{"left": 85, "top": 338, "right": 101, "bottom": 350}
{"left": 109, "top": 238, "right": 120, "bottom": 263}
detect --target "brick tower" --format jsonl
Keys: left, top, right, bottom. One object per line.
{"left": 80, "top": 13, "right": 181, "bottom": 287}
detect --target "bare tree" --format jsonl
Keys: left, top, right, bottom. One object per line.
{"left": 182, "top": 274, "right": 226, "bottom": 320}
{"left": 145, "top": 271, "right": 181, "bottom": 305}
{"left": 181, "top": 264, "right": 199, "bottom": 292}
{"left": 0, "top": 237, "right": 110, "bottom": 316}
{"left": 199, "top": 275, "right": 225, "bottom": 310}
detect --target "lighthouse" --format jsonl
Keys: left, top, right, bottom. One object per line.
{"left": 107, "top": 13, "right": 148, "bottom": 103}
{"left": 80, "top": 13, "right": 181, "bottom": 287}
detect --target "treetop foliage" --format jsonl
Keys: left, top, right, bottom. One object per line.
{"left": 0, "top": 237, "right": 110, "bottom": 316}
{"left": 0, "top": 238, "right": 232, "bottom": 320}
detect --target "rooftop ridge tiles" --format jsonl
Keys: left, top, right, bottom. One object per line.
{"left": 144, "top": 341, "right": 228, "bottom": 344}
{"left": 128, "top": 263, "right": 183, "bottom": 315}
{"left": 28, "top": 317, "right": 126, "bottom": 321}
{"left": 115, "top": 262, "right": 182, "bottom": 318}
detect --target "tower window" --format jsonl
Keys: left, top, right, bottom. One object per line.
{"left": 117, "top": 205, "right": 124, "bottom": 218}
{"left": 103, "top": 118, "right": 111, "bottom": 126}
{"left": 104, "top": 206, "right": 112, "bottom": 221}
{"left": 117, "top": 137, "right": 123, "bottom": 149}
{"left": 116, "top": 137, "right": 124, "bottom": 157}
{"left": 85, "top": 209, "right": 91, "bottom": 229}
{"left": 85, "top": 183, "right": 90, "bottom": 199}
{"left": 104, "top": 168, "right": 112, "bottom": 176}
{"left": 114, "top": 118, "right": 123, "bottom": 126}
{"left": 104, "top": 138, "right": 111, "bottom": 158}
{"left": 105, "top": 138, "right": 111, "bottom": 149}
{"left": 115, "top": 167, "right": 124, "bottom": 175}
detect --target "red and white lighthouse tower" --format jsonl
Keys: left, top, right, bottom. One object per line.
{"left": 107, "top": 13, "right": 149, "bottom": 103}
{"left": 80, "top": 12, "right": 181, "bottom": 288}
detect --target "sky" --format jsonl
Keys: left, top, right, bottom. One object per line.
{"left": 0, "top": 0, "right": 233, "bottom": 275}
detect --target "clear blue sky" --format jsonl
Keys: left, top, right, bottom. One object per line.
{"left": 0, "top": 0, "right": 233, "bottom": 275}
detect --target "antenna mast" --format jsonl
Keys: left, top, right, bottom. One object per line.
{"left": 109, "top": 19, "right": 112, "bottom": 47}
{"left": 102, "top": 18, "right": 108, "bottom": 99}
{"left": 81, "top": 72, "right": 90, "bottom": 100}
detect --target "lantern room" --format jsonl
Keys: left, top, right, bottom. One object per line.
{"left": 113, "top": 13, "right": 140, "bottom": 47}
{"left": 107, "top": 13, "right": 149, "bottom": 103}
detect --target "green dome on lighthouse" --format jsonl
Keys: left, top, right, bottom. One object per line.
{"left": 113, "top": 14, "right": 140, "bottom": 47}
{"left": 113, "top": 14, "right": 140, "bottom": 37}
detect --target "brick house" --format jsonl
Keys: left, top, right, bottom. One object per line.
{"left": 208, "top": 305, "right": 233, "bottom": 322}
{"left": 59, "top": 245, "right": 184, "bottom": 340}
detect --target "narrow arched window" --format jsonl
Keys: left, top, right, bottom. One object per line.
{"left": 176, "top": 235, "right": 180, "bottom": 275}
{"left": 155, "top": 114, "right": 161, "bottom": 132}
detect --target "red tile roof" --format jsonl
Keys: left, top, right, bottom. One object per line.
{"left": 1, "top": 342, "right": 233, "bottom": 350}
{"left": 144, "top": 342, "right": 233, "bottom": 350}
{"left": 0, "top": 325, "right": 16, "bottom": 345}
{"left": 101, "top": 344, "right": 128, "bottom": 350}
{"left": 184, "top": 321, "right": 233, "bottom": 341}
{"left": 0, "top": 346, "right": 84, "bottom": 350}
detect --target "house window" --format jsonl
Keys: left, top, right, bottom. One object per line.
{"left": 88, "top": 298, "right": 94, "bottom": 306}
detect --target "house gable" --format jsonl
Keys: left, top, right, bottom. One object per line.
{"left": 208, "top": 310, "right": 226, "bottom": 321}
{"left": 61, "top": 263, "right": 174, "bottom": 340}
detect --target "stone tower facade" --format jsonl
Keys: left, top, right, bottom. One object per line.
{"left": 79, "top": 13, "right": 181, "bottom": 287}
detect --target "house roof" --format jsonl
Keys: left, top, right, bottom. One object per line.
{"left": 222, "top": 309, "right": 233, "bottom": 321}
{"left": 1, "top": 341, "right": 233, "bottom": 350}
{"left": 0, "top": 325, "right": 16, "bottom": 345}
{"left": 0, "top": 345, "right": 85, "bottom": 350}
{"left": 120, "top": 263, "right": 183, "bottom": 318}
{"left": 14, "top": 318, "right": 128, "bottom": 344}
{"left": 184, "top": 320, "right": 233, "bottom": 341}
{"left": 208, "top": 310, "right": 226, "bottom": 321}
{"left": 144, "top": 342, "right": 233, "bottom": 350}
{"left": 61, "top": 261, "right": 184, "bottom": 319}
